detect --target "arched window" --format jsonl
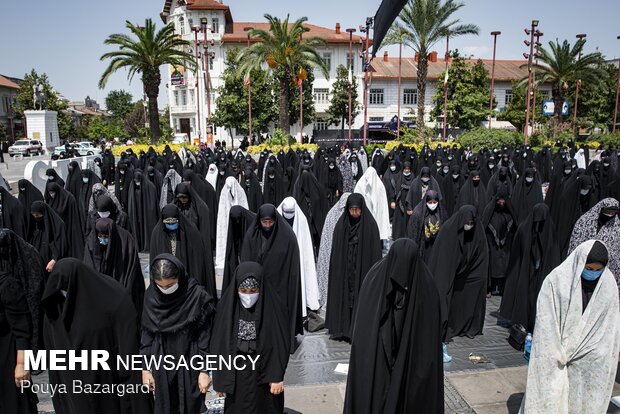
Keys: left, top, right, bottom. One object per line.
{"left": 179, "top": 17, "right": 186, "bottom": 35}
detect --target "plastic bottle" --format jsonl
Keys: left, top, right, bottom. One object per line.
{"left": 524, "top": 333, "right": 532, "bottom": 361}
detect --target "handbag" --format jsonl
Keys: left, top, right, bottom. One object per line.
{"left": 507, "top": 323, "right": 527, "bottom": 351}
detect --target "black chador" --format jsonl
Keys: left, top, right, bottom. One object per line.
{"left": 344, "top": 239, "right": 443, "bottom": 414}
{"left": 325, "top": 194, "right": 382, "bottom": 341}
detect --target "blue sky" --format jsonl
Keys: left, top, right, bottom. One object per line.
{"left": 1, "top": 0, "right": 618, "bottom": 107}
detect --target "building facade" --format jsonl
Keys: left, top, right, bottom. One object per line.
{"left": 161, "top": 0, "right": 551, "bottom": 144}
{"left": 0, "top": 74, "right": 20, "bottom": 141}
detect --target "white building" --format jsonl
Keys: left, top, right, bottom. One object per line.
{"left": 161, "top": 0, "right": 551, "bottom": 144}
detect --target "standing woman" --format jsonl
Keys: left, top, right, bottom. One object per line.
{"left": 27, "top": 201, "right": 68, "bottom": 273}
{"left": 141, "top": 254, "right": 215, "bottom": 414}
{"left": 407, "top": 190, "right": 447, "bottom": 263}
{"left": 211, "top": 262, "right": 290, "bottom": 414}
{"left": 520, "top": 241, "right": 620, "bottom": 413}
{"left": 390, "top": 162, "right": 415, "bottom": 240}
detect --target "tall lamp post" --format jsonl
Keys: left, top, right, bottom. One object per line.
{"left": 523, "top": 20, "right": 539, "bottom": 144}
{"left": 573, "top": 33, "right": 587, "bottom": 134}
{"left": 531, "top": 31, "right": 543, "bottom": 132}
{"left": 488, "top": 31, "right": 501, "bottom": 129}
{"left": 346, "top": 28, "right": 356, "bottom": 142}
{"left": 200, "top": 18, "right": 214, "bottom": 130}
{"left": 360, "top": 17, "right": 373, "bottom": 146}
{"left": 443, "top": 35, "right": 450, "bottom": 141}
{"left": 191, "top": 25, "right": 202, "bottom": 141}
{"left": 244, "top": 27, "right": 253, "bottom": 145}
{"left": 614, "top": 35, "right": 620, "bottom": 133}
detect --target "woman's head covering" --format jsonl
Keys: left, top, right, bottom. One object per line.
{"left": 586, "top": 241, "right": 608, "bottom": 266}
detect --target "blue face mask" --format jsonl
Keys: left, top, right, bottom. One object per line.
{"left": 98, "top": 237, "right": 110, "bottom": 246}
{"left": 582, "top": 267, "right": 604, "bottom": 281}
{"left": 261, "top": 225, "right": 273, "bottom": 234}
{"left": 165, "top": 223, "right": 179, "bottom": 231}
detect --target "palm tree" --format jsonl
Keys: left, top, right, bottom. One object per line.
{"left": 237, "top": 14, "right": 329, "bottom": 135}
{"left": 99, "top": 18, "right": 195, "bottom": 143}
{"left": 389, "top": 0, "right": 479, "bottom": 129}
{"left": 528, "top": 38, "right": 604, "bottom": 123}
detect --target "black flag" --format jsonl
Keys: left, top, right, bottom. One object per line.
{"left": 372, "top": 0, "right": 408, "bottom": 56}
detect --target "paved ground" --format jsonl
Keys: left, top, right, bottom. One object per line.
{"left": 0, "top": 153, "right": 47, "bottom": 187}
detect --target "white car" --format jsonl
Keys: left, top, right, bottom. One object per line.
{"left": 54, "top": 142, "right": 102, "bottom": 157}
{"left": 8, "top": 139, "right": 44, "bottom": 156}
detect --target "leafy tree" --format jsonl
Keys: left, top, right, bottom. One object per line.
{"left": 124, "top": 101, "right": 148, "bottom": 138}
{"left": 159, "top": 107, "right": 174, "bottom": 141}
{"left": 57, "top": 111, "right": 76, "bottom": 141}
{"left": 212, "top": 48, "right": 276, "bottom": 137}
{"left": 99, "top": 18, "right": 195, "bottom": 144}
{"left": 498, "top": 81, "right": 542, "bottom": 132}
{"left": 0, "top": 123, "right": 6, "bottom": 140}
{"left": 431, "top": 54, "right": 491, "bottom": 130}
{"left": 528, "top": 38, "right": 604, "bottom": 123}
{"left": 281, "top": 63, "right": 316, "bottom": 128}
{"left": 387, "top": 0, "right": 479, "bottom": 128}
{"left": 237, "top": 14, "right": 329, "bottom": 134}
{"left": 87, "top": 117, "right": 108, "bottom": 140}
{"left": 105, "top": 90, "right": 134, "bottom": 119}
{"left": 13, "top": 69, "right": 68, "bottom": 116}
{"left": 571, "top": 61, "right": 618, "bottom": 130}
{"left": 326, "top": 64, "right": 360, "bottom": 138}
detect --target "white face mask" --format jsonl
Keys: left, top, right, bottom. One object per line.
{"left": 48, "top": 175, "right": 54, "bottom": 180}
{"left": 403, "top": 171, "right": 411, "bottom": 177}
{"left": 443, "top": 167, "right": 449, "bottom": 174}
{"left": 426, "top": 202, "right": 438, "bottom": 211}
{"left": 157, "top": 282, "right": 179, "bottom": 295}
{"left": 98, "top": 211, "right": 111, "bottom": 218}
{"left": 580, "top": 189, "right": 590, "bottom": 196}
{"left": 82, "top": 177, "right": 89, "bottom": 183}
{"left": 452, "top": 174, "right": 459, "bottom": 179}
{"left": 564, "top": 169, "right": 571, "bottom": 175}
{"left": 282, "top": 210, "right": 295, "bottom": 219}
{"left": 464, "top": 224, "right": 474, "bottom": 231}
{"left": 525, "top": 177, "right": 534, "bottom": 183}
{"left": 421, "top": 177, "right": 430, "bottom": 183}
{"left": 390, "top": 166, "right": 397, "bottom": 172}
{"left": 488, "top": 164, "right": 495, "bottom": 169}
{"left": 60, "top": 289, "right": 68, "bottom": 298}
{"left": 238, "top": 292, "right": 259, "bottom": 309}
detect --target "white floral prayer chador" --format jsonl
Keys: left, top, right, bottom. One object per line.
{"left": 215, "top": 177, "right": 248, "bottom": 274}
{"left": 520, "top": 240, "right": 620, "bottom": 413}
{"left": 277, "top": 197, "right": 320, "bottom": 315}
{"left": 353, "top": 167, "right": 390, "bottom": 240}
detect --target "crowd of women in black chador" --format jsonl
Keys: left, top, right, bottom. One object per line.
{"left": 2, "top": 139, "right": 620, "bottom": 414}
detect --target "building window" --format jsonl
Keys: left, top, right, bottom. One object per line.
{"left": 313, "top": 88, "right": 330, "bottom": 104}
{"left": 505, "top": 90, "right": 513, "bottom": 105}
{"left": 211, "top": 18, "right": 219, "bottom": 34}
{"left": 541, "top": 90, "right": 550, "bottom": 100}
{"left": 189, "top": 89, "right": 195, "bottom": 105}
{"left": 322, "top": 52, "right": 332, "bottom": 72}
{"left": 174, "top": 90, "right": 179, "bottom": 106}
{"left": 369, "top": 89, "right": 384, "bottom": 105}
{"left": 403, "top": 89, "right": 417, "bottom": 105}
{"left": 209, "top": 55, "right": 214, "bottom": 70}
{"left": 369, "top": 116, "right": 384, "bottom": 122}
{"left": 180, "top": 90, "right": 187, "bottom": 106}
{"left": 179, "top": 17, "right": 185, "bottom": 35}
{"left": 315, "top": 118, "right": 329, "bottom": 131}
{"left": 346, "top": 52, "right": 355, "bottom": 72}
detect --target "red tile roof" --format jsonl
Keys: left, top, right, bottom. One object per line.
{"left": 186, "top": 0, "right": 229, "bottom": 11}
{"left": 0, "top": 74, "right": 19, "bottom": 89}
{"left": 369, "top": 58, "right": 529, "bottom": 82}
{"left": 223, "top": 22, "right": 366, "bottom": 45}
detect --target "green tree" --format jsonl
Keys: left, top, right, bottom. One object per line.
{"left": 326, "top": 64, "right": 360, "bottom": 138}
{"left": 87, "top": 117, "right": 108, "bottom": 140}
{"left": 571, "top": 61, "right": 617, "bottom": 130}
{"left": 99, "top": 18, "right": 195, "bottom": 144}
{"left": 159, "top": 107, "right": 174, "bottom": 141}
{"left": 237, "top": 14, "right": 329, "bottom": 134}
{"left": 283, "top": 63, "right": 316, "bottom": 128}
{"left": 0, "top": 123, "right": 7, "bottom": 141}
{"left": 124, "top": 101, "right": 148, "bottom": 138}
{"left": 57, "top": 111, "right": 76, "bottom": 141}
{"left": 528, "top": 38, "right": 604, "bottom": 123}
{"left": 105, "top": 90, "right": 134, "bottom": 119}
{"left": 498, "top": 81, "right": 542, "bottom": 132}
{"left": 13, "top": 69, "right": 68, "bottom": 116}
{"left": 212, "top": 48, "right": 276, "bottom": 137}
{"left": 431, "top": 54, "right": 491, "bottom": 130}
{"left": 388, "top": 0, "right": 479, "bottom": 128}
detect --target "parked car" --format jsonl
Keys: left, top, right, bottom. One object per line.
{"left": 53, "top": 141, "right": 102, "bottom": 157}
{"left": 8, "top": 139, "right": 44, "bottom": 156}
{"left": 172, "top": 133, "right": 189, "bottom": 144}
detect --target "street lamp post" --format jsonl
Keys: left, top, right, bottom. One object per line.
{"left": 298, "top": 33, "right": 304, "bottom": 144}
{"left": 524, "top": 20, "right": 539, "bottom": 144}
{"left": 191, "top": 26, "right": 202, "bottom": 141}
{"left": 346, "top": 28, "right": 356, "bottom": 142}
{"left": 443, "top": 35, "right": 450, "bottom": 141}
{"left": 488, "top": 31, "right": 501, "bottom": 130}
{"left": 244, "top": 27, "right": 253, "bottom": 145}
{"left": 572, "top": 33, "right": 587, "bottom": 134}
{"left": 201, "top": 19, "right": 213, "bottom": 128}
{"left": 360, "top": 17, "right": 373, "bottom": 147}
{"left": 531, "top": 31, "right": 543, "bottom": 132}
{"left": 397, "top": 40, "right": 403, "bottom": 140}
{"left": 614, "top": 35, "right": 620, "bottom": 133}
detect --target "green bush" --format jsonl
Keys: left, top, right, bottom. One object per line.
{"left": 264, "top": 128, "right": 295, "bottom": 146}
{"left": 588, "top": 132, "right": 620, "bottom": 149}
{"left": 457, "top": 128, "right": 522, "bottom": 152}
